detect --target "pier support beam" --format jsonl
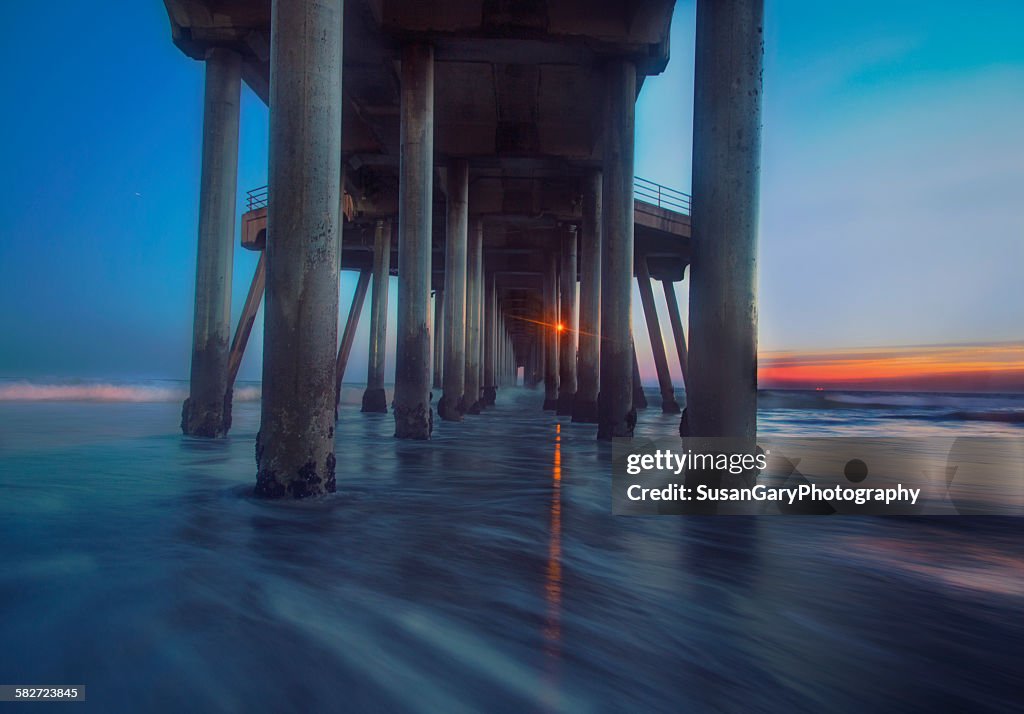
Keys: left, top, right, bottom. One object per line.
{"left": 632, "top": 342, "right": 648, "bottom": 410}
{"left": 226, "top": 251, "right": 266, "bottom": 392}
{"left": 556, "top": 225, "right": 578, "bottom": 415}
{"left": 336, "top": 270, "right": 370, "bottom": 407}
{"left": 362, "top": 219, "right": 390, "bottom": 413}
{"left": 439, "top": 163, "right": 468, "bottom": 421}
{"left": 432, "top": 289, "right": 444, "bottom": 391}
{"left": 482, "top": 271, "right": 497, "bottom": 406}
{"left": 662, "top": 278, "right": 689, "bottom": 390}
{"left": 393, "top": 44, "right": 435, "bottom": 439}
{"left": 256, "top": 0, "right": 343, "bottom": 497}
{"left": 687, "top": 0, "right": 763, "bottom": 441}
{"left": 182, "top": 47, "right": 241, "bottom": 439}
{"left": 464, "top": 218, "right": 484, "bottom": 414}
{"left": 637, "top": 257, "right": 681, "bottom": 414}
{"left": 597, "top": 60, "right": 637, "bottom": 439}
{"left": 573, "top": 170, "right": 601, "bottom": 423}
{"left": 543, "top": 249, "right": 560, "bottom": 410}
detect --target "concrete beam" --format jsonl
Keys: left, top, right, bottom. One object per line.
{"left": 256, "top": 0, "right": 343, "bottom": 498}
{"left": 182, "top": 48, "right": 241, "bottom": 439}
{"left": 226, "top": 251, "right": 266, "bottom": 391}
{"left": 632, "top": 341, "right": 648, "bottom": 410}
{"left": 662, "top": 278, "right": 689, "bottom": 391}
{"left": 636, "top": 256, "right": 680, "bottom": 414}
{"left": 337, "top": 270, "right": 371, "bottom": 401}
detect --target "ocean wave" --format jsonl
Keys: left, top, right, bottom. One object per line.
{"left": 758, "top": 389, "right": 1024, "bottom": 413}
{"left": 0, "top": 381, "right": 262, "bottom": 403}
{"left": 909, "top": 410, "right": 1024, "bottom": 424}
{"left": 823, "top": 393, "right": 1023, "bottom": 409}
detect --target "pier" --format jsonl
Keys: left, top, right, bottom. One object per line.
{"left": 165, "top": 0, "right": 763, "bottom": 497}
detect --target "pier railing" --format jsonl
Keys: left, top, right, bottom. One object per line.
{"left": 244, "top": 176, "right": 691, "bottom": 215}
{"left": 633, "top": 176, "right": 691, "bottom": 213}
{"left": 246, "top": 186, "right": 268, "bottom": 211}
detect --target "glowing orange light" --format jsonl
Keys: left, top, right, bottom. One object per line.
{"left": 556, "top": 323, "right": 565, "bottom": 332}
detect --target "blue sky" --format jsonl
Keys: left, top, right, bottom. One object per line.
{"left": 0, "top": 1, "right": 1021, "bottom": 383}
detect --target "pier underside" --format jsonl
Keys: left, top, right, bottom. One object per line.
{"left": 166, "top": 0, "right": 762, "bottom": 497}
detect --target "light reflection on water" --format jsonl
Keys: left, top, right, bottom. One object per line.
{"left": 0, "top": 388, "right": 1021, "bottom": 713}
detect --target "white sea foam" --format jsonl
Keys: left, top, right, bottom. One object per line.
{"left": 0, "top": 381, "right": 262, "bottom": 403}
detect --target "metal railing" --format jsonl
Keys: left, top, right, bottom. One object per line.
{"left": 246, "top": 186, "right": 268, "bottom": 211}
{"left": 245, "top": 176, "right": 691, "bottom": 215}
{"left": 634, "top": 176, "right": 691, "bottom": 213}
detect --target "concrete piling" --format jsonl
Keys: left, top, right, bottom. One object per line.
{"left": 542, "top": 249, "right": 560, "bottom": 411}
{"left": 362, "top": 218, "right": 391, "bottom": 413}
{"left": 597, "top": 60, "right": 637, "bottom": 439}
{"left": 556, "top": 225, "right": 578, "bottom": 415}
{"left": 439, "top": 162, "right": 468, "bottom": 421}
{"left": 687, "top": 0, "right": 763, "bottom": 441}
{"left": 182, "top": 47, "right": 242, "bottom": 439}
{"left": 393, "top": 43, "right": 435, "bottom": 440}
{"left": 256, "top": 0, "right": 344, "bottom": 497}
{"left": 573, "top": 170, "right": 601, "bottom": 423}
{"left": 482, "top": 271, "right": 497, "bottom": 406}
{"left": 464, "top": 218, "right": 484, "bottom": 414}
{"left": 432, "top": 289, "right": 444, "bottom": 391}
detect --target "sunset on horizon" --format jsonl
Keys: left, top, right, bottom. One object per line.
{"left": 757, "top": 341, "right": 1024, "bottom": 393}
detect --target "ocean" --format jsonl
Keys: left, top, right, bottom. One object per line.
{"left": 0, "top": 380, "right": 1021, "bottom": 712}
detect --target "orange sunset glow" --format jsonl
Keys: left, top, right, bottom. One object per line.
{"left": 758, "top": 342, "right": 1024, "bottom": 393}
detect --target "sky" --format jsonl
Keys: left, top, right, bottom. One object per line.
{"left": 0, "top": 1, "right": 1021, "bottom": 388}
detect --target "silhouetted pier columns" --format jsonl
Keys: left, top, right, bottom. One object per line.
{"left": 482, "top": 272, "right": 497, "bottom": 407}
{"left": 687, "top": 0, "right": 763, "bottom": 442}
{"left": 256, "top": 0, "right": 343, "bottom": 497}
{"left": 572, "top": 170, "right": 601, "bottom": 423}
{"left": 182, "top": 48, "right": 241, "bottom": 439}
{"left": 464, "top": 219, "right": 484, "bottom": 414}
{"left": 393, "top": 43, "right": 435, "bottom": 439}
{"left": 542, "top": 249, "right": 560, "bottom": 410}
{"left": 362, "top": 219, "right": 390, "bottom": 413}
{"left": 439, "top": 161, "right": 468, "bottom": 421}
{"left": 598, "top": 59, "right": 637, "bottom": 439}
{"left": 432, "top": 289, "right": 444, "bottom": 390}
{"left": 556, "top": 225, "right": 578, "bottom": 415}
{"left": 636, "top": 256, "right": 681, "bottom": 414}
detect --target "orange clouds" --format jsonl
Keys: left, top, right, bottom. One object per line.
{"left": 758, "top": 342, "right": 1024, "bottom": 392}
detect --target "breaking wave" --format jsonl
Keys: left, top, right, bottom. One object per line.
{"left": 0, "top": 380, "right": 261, "bottom": 403}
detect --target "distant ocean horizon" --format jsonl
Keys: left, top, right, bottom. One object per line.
{"left": 1, "top": 377, "right": 1022, "bottom": 428}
